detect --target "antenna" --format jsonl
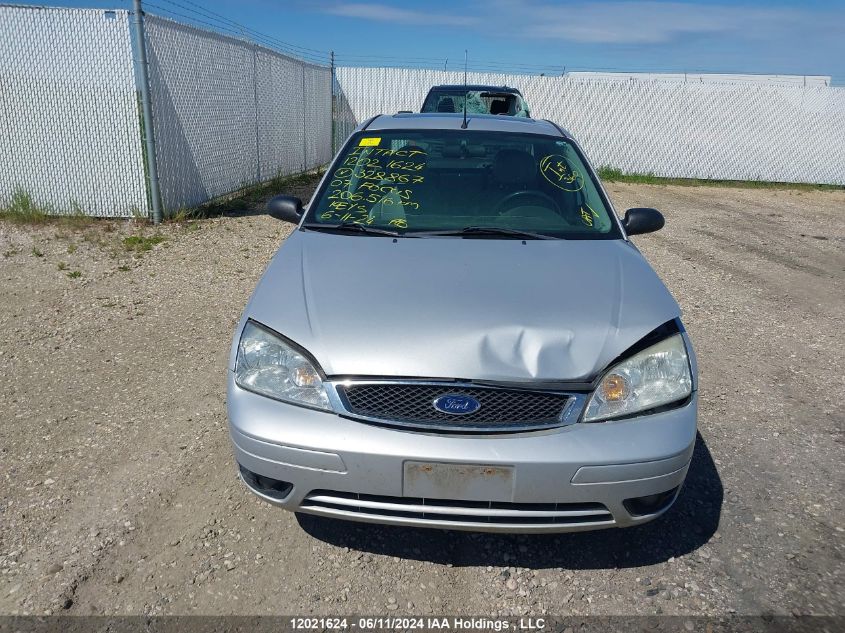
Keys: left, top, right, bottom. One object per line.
{"left": 461, "top": 49, "right": 468, "bottom": 129}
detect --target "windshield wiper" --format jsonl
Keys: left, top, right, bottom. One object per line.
{"left": 411, "top": 226, "right": 559, "bottom": 240}
{"left": 302, "top": 221, "right": 402, "bottom": 237}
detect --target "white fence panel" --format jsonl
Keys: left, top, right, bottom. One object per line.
{"left": 335, "top": 67, "right": 845, "bottom": 185}
{"left": 0, "top": 6, "right": 147, "bottom": 217}
{"left": 144, "top": 16, "right": 332, "bottom": 212}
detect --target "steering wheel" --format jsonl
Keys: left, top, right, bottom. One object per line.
{"left": 495, "top": 190, "right": 560, "bottom": 215}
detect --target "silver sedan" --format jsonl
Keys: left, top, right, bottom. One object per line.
{"left": 226, "top": 112, "right": 697, "bottom": 533}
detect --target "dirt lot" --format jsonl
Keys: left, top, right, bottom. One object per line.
{"left": 1, "top": 180, "right": 843, "bottom": 617}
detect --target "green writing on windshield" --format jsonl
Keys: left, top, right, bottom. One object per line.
{"left": 320, "top": 143, "right": 428, "bottom": 225}
{"left": 539, "top": 154, "right": 584, "bottom": 192}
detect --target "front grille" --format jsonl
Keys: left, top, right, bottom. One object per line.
{"left": 301, "top": 490, "right": 614, "bottom": 528}
{"left": 338, "top": 383, "right": 571, "bottom": 431}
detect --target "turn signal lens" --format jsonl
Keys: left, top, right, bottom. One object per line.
{"left": 600, "top": 373, "right": 630, "bottom": 401}
{"left": 583, "top": 333, "right": 692, "bottom": 422}
{"left": 292, "top": 364, "right": 321, "bottom": 388}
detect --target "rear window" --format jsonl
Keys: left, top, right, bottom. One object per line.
{"left": 421, "top": 90, "right": 528, "bottom": 117}
{"left": 307, "top": 129, "right": 620, "bottom": 240}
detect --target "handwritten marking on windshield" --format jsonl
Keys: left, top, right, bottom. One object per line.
{"left": 539, "top": 155, "right": 584, "bottom": 192}
{"left": 318, "top": 144, "right": 429, "bottom": 226}
{"left": 578, "top": 203, "right": 601, "bottom": 228}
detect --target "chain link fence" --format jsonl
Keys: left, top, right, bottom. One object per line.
{"left": 0, "top": 6, "right": 148, "bottom": 217}
{"left": 334, "top": 67, "right": 845, "bottom": 185}
{"left": 0, "top": 4, "right": 332, "bottom": 218}
{"left": 2, "top": 5, "right": 844, "bottom": 220}
{"left": 143, "top": 15, "right": 331, "bottom": 213}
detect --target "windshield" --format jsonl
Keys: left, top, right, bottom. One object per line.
{"left": 306, "top": 129, "right": 621, "bottom": 240}
{"left": 421, "top": 91, "right": 529, "bottom": 117}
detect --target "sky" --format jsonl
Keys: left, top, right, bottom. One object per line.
{"left": 19, "top": 0, "right": 845, "bottom": 83}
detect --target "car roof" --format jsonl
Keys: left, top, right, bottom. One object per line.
{"left": 362, "top": 113, "right": 567, "bottom": 137}
{"left": 427, "top": 84, "right": 523, "bottom": 95}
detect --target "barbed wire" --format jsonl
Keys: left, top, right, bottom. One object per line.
{"left": 136, "top": 0, "right": 838, "bottom": 84}
{"left": 143, "top": 0, "right": 330, "bottom": 65}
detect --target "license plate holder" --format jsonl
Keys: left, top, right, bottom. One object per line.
{"left": 403, "top": 461, "right": 514, "bottom": 502}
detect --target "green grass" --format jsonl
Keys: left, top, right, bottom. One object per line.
{"left": 31, "top": 247, "right": 44, "bottom": 257}
{"left": 122, "top": 234, "right": 166, "bottom": 252}
{"left": 168, "top": 207, "right": 196, "bottom": 223}
{"left": 57, "top": 261, "right": 68, "bottom": 271}
{"left": 1, "top": 190, "right": 49, "bottom": 223}
{"left": 597, "top": 167, "right": 844, "bottom": 192}
{"left": 66, "top": 270, "right": 82, "bottom": 279}
{"left": 0, "top": 189, "right": 98, "bottom": 228}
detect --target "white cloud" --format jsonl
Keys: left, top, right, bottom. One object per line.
{"left": 318, "top": 1, "right": 818, "bottom": 45}
{"left": 505, "top": 1, "right": 797, "bottom": 44}
{"left": 321, "top": 2, "right": 478, "bottom": 27}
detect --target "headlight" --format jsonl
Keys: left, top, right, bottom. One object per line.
{"left": 583, "top": 333, "right": 692, "bottom": 422}
{"left": 234, "top": 321, "right": 330, "bottom": 410}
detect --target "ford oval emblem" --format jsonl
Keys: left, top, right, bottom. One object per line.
{"left": 433, "top": 394, "right": 481, "bottom": 415}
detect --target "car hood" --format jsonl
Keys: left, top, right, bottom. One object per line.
{"left": 240, "top": 230, "right": 680, "bottom": 382}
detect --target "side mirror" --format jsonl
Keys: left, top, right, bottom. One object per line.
{"left": 267, "top": 195, "right": 303, "bottom": 224}
{"left": 623, "top": 207, "right": 664, "bottom": 236}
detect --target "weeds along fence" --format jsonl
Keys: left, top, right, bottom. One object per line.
{"left": 334, "top": 67, "right": 845, "bottom": 186}
{"left": 0, "top": 4, "right": 332, "bottom": 219}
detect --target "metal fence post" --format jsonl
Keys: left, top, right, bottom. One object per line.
{"left": 252, "top": 42, "right": 261, "bottom": 185}
{"left": 330, "top": 50, "right": 336, "bottom": 156}
{"left": 132, "top": 0, "right": 163, "bottom": 223}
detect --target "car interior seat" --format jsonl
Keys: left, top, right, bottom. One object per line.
{"left": 436, "top": 97, "right": 456, "bottom": 113}
{"left": 490, "top": 99, "right": 509, "bottom": 115}
{"left": 492, "top": 149, "right": 536, "bottom": 191}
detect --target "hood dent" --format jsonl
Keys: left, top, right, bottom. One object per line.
{"left": 246, "top": 233, "right": 680, "bottom": 382}
{"left": 477, "top": 326, "right": 576, "bottom": 380}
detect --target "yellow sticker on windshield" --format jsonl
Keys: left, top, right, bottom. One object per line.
{"left": 358, "top": 137, "right": 381, "bottom": 146}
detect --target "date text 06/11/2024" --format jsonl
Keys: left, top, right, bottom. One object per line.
{"left": 289, "top": 617, "right": 548, "bottom": 631}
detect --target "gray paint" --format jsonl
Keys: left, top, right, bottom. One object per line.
{"left": 237, "top": 231, "right": 680, "bottom": 382}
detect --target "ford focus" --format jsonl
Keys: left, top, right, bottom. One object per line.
{"left": 226, "top": 112, "right": 697, "bottom": 533}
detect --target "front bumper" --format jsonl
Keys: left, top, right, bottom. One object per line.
{"left": 227, "top": 380, "right": 697, "bottom": 533}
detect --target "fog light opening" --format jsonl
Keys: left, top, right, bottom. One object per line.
{"left": 623, "top": 486, "right": 679, "bottom": 517}
{"left": 238, "top": 464, "right": 293, "bottom": 500}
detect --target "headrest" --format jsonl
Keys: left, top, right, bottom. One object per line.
{"left": 436, "top": 98, "right": 455, "bottom": 113}
{"left": 397, "top": 145, "right": 426, "bottom": 164}
{"left": 490, "top": 99, "right": 508, "bottom": 115}
{"left": 441, "top": 144, "right": 486, "bottom": 158}
{"left": 493, "top": 149, "right": 536, "bottom": 185}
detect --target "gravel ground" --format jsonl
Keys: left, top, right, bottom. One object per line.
{"left": 0, "top": 179, "right": 843, "bottom": 617}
